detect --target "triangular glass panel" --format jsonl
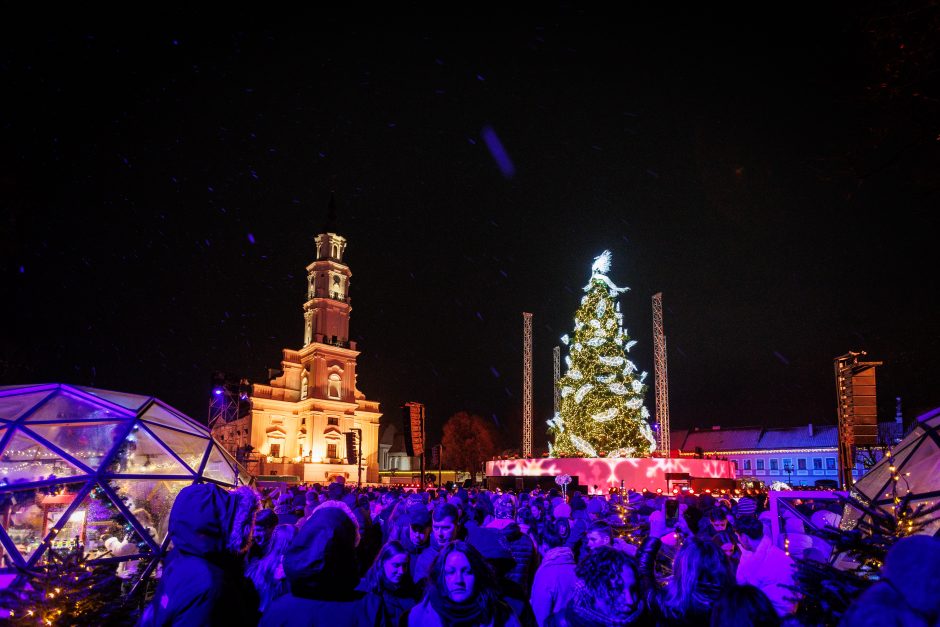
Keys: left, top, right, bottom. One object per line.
{"left": 109, "top": 478, "right": 193, "bottom": 546}
{"left": 58, "top": 484, "right": 156, "bottom": 562}
{"left": 104, "top": 426, "right": 194, "bottom": 476}
{"left": 25, "top": 391, "right": 118, "bottom": 422}
{"left": 73, "top": 386, "right": 151, "bottom": 412}
{"left": 1, "top": 481, "right": 88, "bottom": 564}
{"left": 0, "top": 525, "right": 19, "bottom": 567}
{"left": 201, "top": 444, "right": 237, "bottom": 485}
{"left": 143, "top": 423, "right": 210, "bottom": 474}
{"left": 25, "top": 422, "right": 127, "bottom": 473}
{"left": 0, "top": 431, "right": 88, "bottom": 483}
{"left": 0, "top": 390, "right": 53, "bottom": 422}
{"left": 140, "top": 403, "right": 208, "bottom": 436}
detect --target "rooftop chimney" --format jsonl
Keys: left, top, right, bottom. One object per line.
{"left": 808, "top": 423, "right": 814, "bottom": 437}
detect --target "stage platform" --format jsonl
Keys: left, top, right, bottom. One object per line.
{"left": 485, "top": 456, "right": 736, "bottom": 492}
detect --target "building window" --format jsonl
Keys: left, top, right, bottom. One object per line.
{"left": 328, "top": 417, "right": 339, "bottom": 426}
{"left": 826, "top": 458, "right": 836, "bottom": 470}
{"left": 269, "top": 443, "right": 281, "bottom": 458}
{"left": 813, "top": 458, "right": 823, "bottom": 470}
{"left": 756, "top": 459, "right": 764, "bottom": 470}
{"left": 797, "top": 458, "right": 807, "bottom": 470}
{"left": 327, "top": 443, "right": 337, "bottom": 460}
{"left": 328, "top": 373, "right": 342, "bottom": 399}
{"left": 770, "top": 459, "right": 778, "bottom": 471}
{"left": 743, "top": 459, "right": 751, "bottom": 471}
{"left": 731, "top": 460, "right": 738, "bottom": 471}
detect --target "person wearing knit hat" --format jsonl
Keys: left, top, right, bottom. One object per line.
{"left": 735, "top": 496, "right": 757, "bottom": 519}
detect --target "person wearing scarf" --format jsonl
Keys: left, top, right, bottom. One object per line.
{"left": 357, "top": 540, "right": 421, "bottom": 627}
{"left": 545, "top": 546, "right": 648, "bottom": 627}
{"left": 407, "top": 540, "right": 521, "bottom": 627}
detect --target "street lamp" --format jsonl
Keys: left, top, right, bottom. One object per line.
{"left": 784, "top": 462, "right": 793, "bottom": 486}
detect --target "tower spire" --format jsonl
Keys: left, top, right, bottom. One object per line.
{"left": 322, "top": 191, "right": 339, "bottom": 235}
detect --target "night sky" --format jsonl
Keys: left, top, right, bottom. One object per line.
{"left": 4, "top": 6, "right": 939, "bottom": 453}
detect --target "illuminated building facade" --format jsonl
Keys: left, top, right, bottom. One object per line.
{"left": 212, "top": 220, "right": 382, "bottom": 483}
{"left": 671, "top": 415, "right": 906, "bottom": 486}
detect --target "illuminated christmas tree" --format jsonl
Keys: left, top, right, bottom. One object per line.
{"left": 549, "top": 250, "right": 656, "bottom": 458}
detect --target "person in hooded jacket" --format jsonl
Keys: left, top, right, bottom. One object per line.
{"left": 138, "top": 483, "right": 260, "bottom": 627}
{"left": 358, "top": 540, "right": 421, "bottom": 627}
{"left": 260, "top": 500, "right": 381, "bottom": 626}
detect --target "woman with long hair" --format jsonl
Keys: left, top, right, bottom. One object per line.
{"left": 640, "top": 536, "right": 734, "bottom": 626}
{"left": 358, "top": 540, "right": 421, "bottom": 626}
{"left": 407, "top": 540, "right": 520, "bottom": 627}
{"left": 246, "top": 523, "right": 297, "bottom": 613}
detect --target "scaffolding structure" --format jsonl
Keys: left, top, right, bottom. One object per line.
{"left": 652, "top": 293, "right": 671, "bottom": 456}
{"left": 522, "top": 312, "right": 533, "bottom": 458}
{"left": 207, "top": 372, "right": 250, "bottom": 429}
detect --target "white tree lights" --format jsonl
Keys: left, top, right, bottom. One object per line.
{"left": 549, "top": 251, "right": 657, "bottom": 458}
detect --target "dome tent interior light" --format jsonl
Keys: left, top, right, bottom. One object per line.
{"left": 0, "top": 383, "right": 252, "bottom": 574}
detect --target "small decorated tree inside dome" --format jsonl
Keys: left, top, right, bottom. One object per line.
{"left": 549, "top": 250, "right": 656, "bottom": 458}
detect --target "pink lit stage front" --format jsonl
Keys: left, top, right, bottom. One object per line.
{"left": 485, "top": 457, "right": 736, "bottom": 492}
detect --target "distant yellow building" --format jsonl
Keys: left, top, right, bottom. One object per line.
{"left": 212, "top": 211, "right": 382, "bottom": 483}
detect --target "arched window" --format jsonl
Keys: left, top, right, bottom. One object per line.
{"left": 300, "top": 376, "right": 308, "bottom": 400}
{"left": 328, "top": 373, "right": 342, "bottom": 399}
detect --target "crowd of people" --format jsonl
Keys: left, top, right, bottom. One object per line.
{"left": 135, "top": 479, "right": 940, "bottom": 626}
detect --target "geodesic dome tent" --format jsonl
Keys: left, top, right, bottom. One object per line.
{"left": 848, "top": 405, "right": 940, "bottom": 537}
{"left": 0, "top": 383, "right": 252, "bottom": 574}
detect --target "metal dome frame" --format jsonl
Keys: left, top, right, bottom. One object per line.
{"left": 0, "top": 383, "right": 253, "bottom": 579}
